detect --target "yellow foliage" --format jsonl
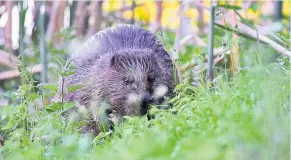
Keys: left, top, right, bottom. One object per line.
{"left": 161, "top": 1, "right": 180, "bottom": 28}
{"left": 243, "top": 9, "right": 260, "bottom": 23}
{"left": 102, "top": 0, "right": 290, "bottom": 30}
{"left": 102, "top": 0, "right": 123, "bottom": 12}
{"left": 283, "top": 0, "right": 290, "bottom": 16}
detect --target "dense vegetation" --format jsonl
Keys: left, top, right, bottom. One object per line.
{"left": 0, "top": 28, "right": 290, "bottom": 159}
{"left": 0, "top": 1, "right": 290, "bottom": 159}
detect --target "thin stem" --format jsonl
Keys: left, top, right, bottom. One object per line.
{"left": 131, "top": 0, "right": 136, "bottom": 25}
{"left": 207, "top": 5, "right": 215, "bottom": 83}
{"left": 61, "top": 77, "right": 65, "bottom": 104}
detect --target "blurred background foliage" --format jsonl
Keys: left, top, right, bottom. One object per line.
{"left": 103, "top": 0, "right": 290, "bottom": 29}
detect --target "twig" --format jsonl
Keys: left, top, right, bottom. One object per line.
{"left": 0, "top": 50, "right": 19, "bottom": 69}
{"left": 0, "top": 64, "right": 43, "bottom": 81}
{"left": 194, "top": 54, "right": 225, "bottom": 74}
{"left": 180, "top": 47, "right": 224, "bottom": 73}
{"left": 178, "top": 34, "right": 207, "bottom": 50}
{"left": 205, "top": 47, "right": 224, "bottom": 60}
{"left": 215, "top": 19, "right": 291, "bottom": 57}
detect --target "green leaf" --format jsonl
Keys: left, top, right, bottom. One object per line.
{"left": 45, "top": 102, "right": 63, "bottom": 112}
{"left": 74, "top": 121, "right": 89, "bottom": 128}
{"left": 41, "top": 83, "right": 58, "bottom": 92}
{"left": 63, "top": 102, "right": 76, "bottom": 110}
{"left": 218, "top": 4, "right": 242, "bottom": 10}
{"left": 68, "top": 35, "right": 77, "bottom": 40}
{"left": 48, "top": 48, "right": 67, "bottom": 55}
{"left": 93, "top": 131, "right": 112, "bottom": 143}
{"left": 123, "top": 116, "right": 133, "bottom": 121}
{"left": 67, "top": 85, "right": 83, "bottom": 92}
{"left": 250, "top": 2, "right": 260, "bottom": 11}
{"left": 53, "top": 69, "right": 75, "bottom": 77}
{"left": 61, "top": 70, "right": 75, "bottom": 77}
{"left": 2, "top": 121, "right": 14, "bottom": 130}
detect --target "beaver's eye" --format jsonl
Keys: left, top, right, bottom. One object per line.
{"left": 124, "top": 77, "right": 134, "bottom": 85}
{"left": 148, "top": 70, "right": 156, "bottom": 83}
{"left": 148, "top": 76, "right": 155, "bottom": 83}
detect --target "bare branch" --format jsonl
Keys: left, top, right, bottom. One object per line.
{"left": 0, "top": 64, "right": 43, "bottom": 81}
{"left": 178, "top": 34, "right": 207, "bottom": 49}
{"left": 215, "top": 17, "right": 291, "bottom": 57}
{"left": 193, "top": 54, "right": 226, "bottom": 75}
{"left": 180, "top": 47, "right": 225, "bottom": 73}
{"left": 0, "top": 50, "right": 19, "bottom": 69}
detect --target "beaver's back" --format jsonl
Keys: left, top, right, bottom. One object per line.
{"left": 72, "top": 24, "right": 173, "bottom": 70}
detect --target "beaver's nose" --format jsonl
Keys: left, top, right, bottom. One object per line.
{"left": 140, "top": 93, "right": 153, "bottom": 115}
{"left": 141, "top": 93, "right": 153, "bottom": 104}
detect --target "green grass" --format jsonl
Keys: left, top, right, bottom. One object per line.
{"left": 0, "top": 61, "right": 289, "bottom": 160}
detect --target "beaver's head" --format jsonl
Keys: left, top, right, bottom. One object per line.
{"left": 96, "top": 50, "right": 169, "bottom": 119}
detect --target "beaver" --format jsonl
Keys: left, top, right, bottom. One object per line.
{"left": 62, "top": 24, "right": 175, "bottom": 135}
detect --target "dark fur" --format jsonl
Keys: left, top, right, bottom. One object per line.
{"left": 63, "top": 24, "right": 174, "bottom": 134}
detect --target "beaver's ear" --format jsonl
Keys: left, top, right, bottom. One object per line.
{"left": 110, "top": 54, "right": 127, "bottom": 70}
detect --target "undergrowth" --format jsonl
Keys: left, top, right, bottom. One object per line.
{"left": 0, "top": 60, "right": 289, "bottom": 159}
{"left": 0, "top": 25, "right": 290, "bottom": 160}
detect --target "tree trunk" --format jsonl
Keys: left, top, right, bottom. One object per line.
{"left": 75, "top": 1, "right": 89, "bottom": 37}
{"left": 4, "top": 1, "right": 13, "bottom": 53}
{"left": 46, "top": 1, "right": 61, "bottom": 41}
{"left": 69, "top": 0, "right": 77, "bottom": 27}
{"left": 86, "top": 1, "right": 103, "bottom": 38}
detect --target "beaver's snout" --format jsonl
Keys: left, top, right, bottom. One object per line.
{"left": 140, "top": 93, "right": 153, "bottom": 115}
